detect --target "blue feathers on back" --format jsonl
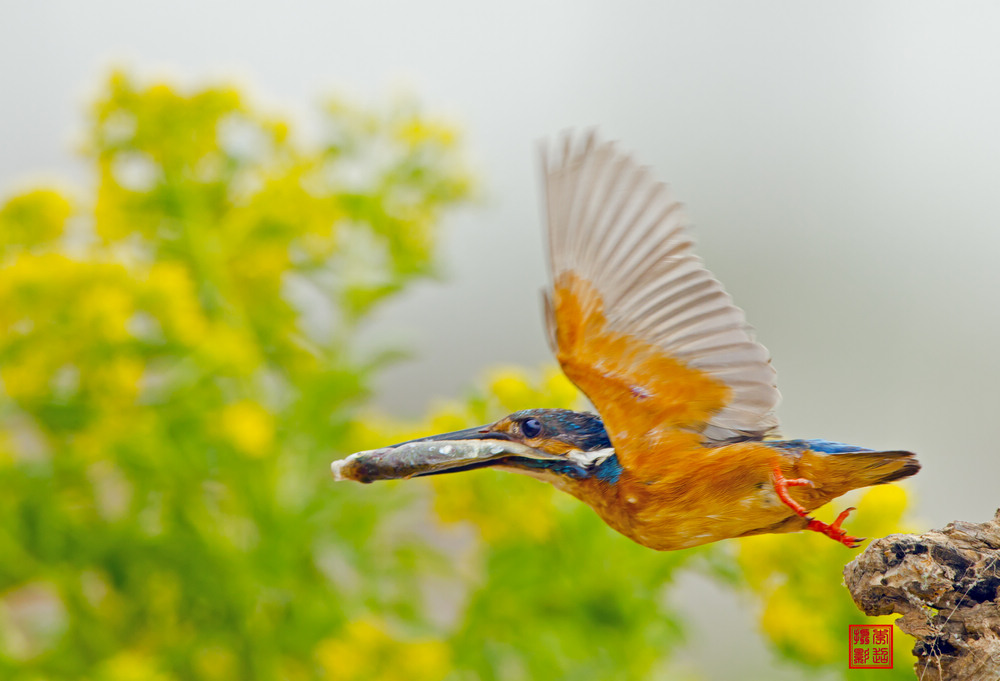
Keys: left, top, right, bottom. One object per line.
{"left": 767, "top": 439, "right": 872, "bottom": 454}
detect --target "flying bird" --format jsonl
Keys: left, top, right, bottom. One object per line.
{"left": 331, "top": 132, "right": 919, "bottom": 551}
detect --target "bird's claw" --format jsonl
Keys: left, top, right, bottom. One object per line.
{"left": 771, "top": 462, "right": 865, "bottom": 549}
{"left": 805, "top": 506, "right": 865, "bottom": 548}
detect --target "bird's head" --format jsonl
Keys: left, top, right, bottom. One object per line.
{"left": 333, "top": 408, "right": 622, "bottom": 487}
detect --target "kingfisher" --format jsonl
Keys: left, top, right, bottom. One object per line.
{"left": 331, "top": 132, "right": 919, "bottom": 551}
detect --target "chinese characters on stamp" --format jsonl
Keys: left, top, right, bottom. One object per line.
{"left": 849, "top": 624, "right": 893, "bottom": 669}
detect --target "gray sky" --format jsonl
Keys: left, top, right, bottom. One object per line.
{"left": 3, "top": 3, "right": 1000, "bottom": 675}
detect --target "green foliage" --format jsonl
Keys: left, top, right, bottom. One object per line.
{"left": 0, "top": 71, "right": 918, "bottom": 681}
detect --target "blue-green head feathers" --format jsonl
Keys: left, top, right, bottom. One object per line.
{"left": 506, "top": 409, "right": 621, "bottom": 483}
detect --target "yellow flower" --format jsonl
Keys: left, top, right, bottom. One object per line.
{"left": 94, "top": 356, "right": 144, "bottom": 405}
{"left": 220, "top": 400, "right": 275, "bottom": 457}
{"left": 0, "top": 435, "right": 13, "bottom": 469}
{"left": 0, "top": 188, "right": 73, "bottom": 250}
{"left": 432, "top": 473, "right": 555, "bottom": 544}
{"left": 94, "top": 176, "right": 133, "bottom": 241}
{"left": 426, "top": 402, "right": 471, "bottom": 435}
{"left": 541, "top": 366, "right": 581, "bottom": 408}
{"left": 315, "top": 619, "right": 448, "bottom": 681}
{"left": 487, "top": 367, "right": 535, "bottom": 411}
{"left": 145, "top": 262, "right": 207, "bottom": 345}
{"left": 200, "top": 324, "right": 261, "bottom": 373}
{"left": 0, "top": 353, "right": 51, "bottom": 402}
{"left": 487, "top": 365, "right": 581, "bottom": 413}
{"left": 347, "top": 414, "right": 423, "bottom": 453}
{"left": 395, "top": 118, "right": 457, "bottom": 148}
{"left": 194, "top": 646, "right": 237, "bottom": 681}
{"left": 98, "top": 650, "right": 174, "bottom": 681}
{"left": 79, "top": 283, "right": 134, "bottom": 343}
{"left": 760, "top": 589, "right": 838, "bottom": 663}
{"left": 233, "top": 243, "right": 290, "bottom": 283}
{"left": 848, "top": 484, "right": 914, "bottom": 535}
{"left": 400, "top": 641, "right": 448, "bottom": 681}
{"left": 316, "top": 635, "right": 366, "bottom": 681}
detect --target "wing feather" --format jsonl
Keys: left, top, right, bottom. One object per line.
{"left": 542, "top": 131, "right": 780, "bottom": 457}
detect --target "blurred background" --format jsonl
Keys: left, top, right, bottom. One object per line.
{"left": 1, "top": 2, "right": 998, "bottom": 679}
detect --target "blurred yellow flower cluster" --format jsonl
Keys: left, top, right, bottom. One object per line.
{"left": 143, "top": 262, "right": 208, "bottom": 346}
{"left": 315, "top": 619, "right": 448, "bottom": 681}
{"left": 220, "top": 400, "right": 275, "bottom": 458}
{"left": 97, "top": 650, "right": 175, "bottom": 681}
{"left": 0, "top": 72, "right": 473, "bottom": 681}
{"left": 0, "top": 255, "right": 144, "bottom": 406}
{"left": 0, "top": 189, "right": 72, "bottom": 252}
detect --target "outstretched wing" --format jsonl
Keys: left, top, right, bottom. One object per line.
{"left": 541, "top": 131, "right": 779, "bottom": 463}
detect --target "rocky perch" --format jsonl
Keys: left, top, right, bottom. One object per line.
{"left": 844, "top": 509, "right": 1000, "bottom": 681}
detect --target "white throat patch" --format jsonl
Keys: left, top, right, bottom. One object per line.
{"left": 565, "top": 446, "right": 616, "bottom": 470}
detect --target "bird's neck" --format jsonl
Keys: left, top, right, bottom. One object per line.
{"left": 592, "top": 451, "right": 623, "bottom": 484}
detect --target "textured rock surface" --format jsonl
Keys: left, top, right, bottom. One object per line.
{"left": 844, "top": 510, "right": 1000, "bottom": 681}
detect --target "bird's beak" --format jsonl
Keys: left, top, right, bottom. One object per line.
{"left": 331, "top": 424, "right": 565, "bottom": 483}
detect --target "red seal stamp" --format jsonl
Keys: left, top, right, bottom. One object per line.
{"left": 848, "top": 624, "right": 893, "bottom": 669}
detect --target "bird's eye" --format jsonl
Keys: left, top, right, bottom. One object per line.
{"left": 521, "top": 418, "right": 542, "bottom": 438}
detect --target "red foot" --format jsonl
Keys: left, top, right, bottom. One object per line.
{"left": 771, "top": 462, "right": 865, "bottom": 548}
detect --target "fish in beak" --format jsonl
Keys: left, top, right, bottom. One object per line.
{"left": 331, "top": 426, "right": 567, "bottom": 483}
{"left": 331, "top": 410, "right": 617, "bottom": 484}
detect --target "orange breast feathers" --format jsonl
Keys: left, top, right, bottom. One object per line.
{"left": 550, "top": 271, "right": 731, "bottom": 469}
{"left": 569, "top": 438, "right": 798, "bottom": 550}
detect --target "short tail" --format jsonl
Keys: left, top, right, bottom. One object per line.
{"left": 834, "top": 450, "right": 921, "bottom": 488}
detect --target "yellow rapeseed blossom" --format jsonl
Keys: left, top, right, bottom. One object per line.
{"left": 760, "top": 587, "right": 839, "bottom": 663}
{"left": 0, "top": 71, "right": 480, "bottom": 681}
{"left": 487, "top": 367, "right": 536, "bottom": 411}
{"left": 315, "top": 619, "right": 449, "bottom": 681}
{"left": 540, "top": 366, "right": 581, "bottom": 408}
{"left": 97, "top": 650, "right": 174, "bottom": 681}
{"left": 0, "top": 434, "right": 13, "bottom": 468}
{"left": 200, "top": 324, "right": 262, "bottom": 374}
{"left": 73, "top": 410, "right": 154, "bottom": 464}
{"left": 230, "top": 242, "right": 291, "bottom": 285}
{"left": 0, "top": 188, "right": 73, "bottom": 251}
{"left": 220, "top": 400, "right": 275, "bottom": 458}
{"left": 0, "top": 353, "right": 50, "bottom": 402}
{"left": 93, "top": 177, "right": 133, "bottom": 241}
{"left": 486, "top": 365, "right": 581, "bottom": 413}
{"left": 851, "top": 484, "right": 912, "bottom": 533}
{"left": 144, "top": 262, "right": 208, "bottom": 345}
{"left": 94, "top": 356, "right": 145, "bottom": 407}
{"left": 79, "top": 283, "right": 134, "bottom": 343}
{"left": 193, "top": 645, "right": 238, "bottom": 681}
{"left": 400, "top": 641, "right": 449, "bottom": 681}
{"left": 425, "top": 402, "right": 470, "bottom": 435}
{"left": 395, "top": 118, "right": 457, "bottom": 147}
{"left": 431, "top": 473, "right": 555, "bottom": 543}
{"left": 347, "top": 414, "right": 426, "bottom": 454}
